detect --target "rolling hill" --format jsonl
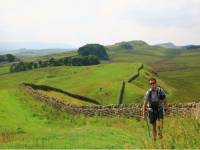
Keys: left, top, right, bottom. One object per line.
{"left": 0, "top": 40, "right": 200, "bottom": 148}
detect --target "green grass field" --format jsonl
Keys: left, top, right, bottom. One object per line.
{"left": 158, "top": 67, "right": 200, "bottom": 103}
{"left": 0, "top": 65, "right": 10, "bottom": 74}
{"left": 37, "top": 89, "right": 95, "bottom": 106}
{"left": 0, "top": 41, "right": 200, "bottom": 148}
{"left": 0, "top": 62, "right": 148, "bottom": 105}
{"left": 108, "top": 43, "right": 200, "bottom": 104}
{"left": 150, "top": 49, "right": 200, "bottom": 103}
{"left": 0, "top": 89, "right": 199, "bottom": 148}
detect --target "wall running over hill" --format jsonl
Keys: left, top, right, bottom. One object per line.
{"left": 22, "top": 84, "right": 200, "bottom": 120}
{"left": 128, "top": 64, "right": 144, "bottom": 83}
{"left": 22, "top": 83, "right": 100, "bottom": 105}
{"left": 117, "top": 63, "right": 144, "bottom": 104}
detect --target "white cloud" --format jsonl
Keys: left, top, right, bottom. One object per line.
{"left": 0, "top": 0, "right": 200, "bottom": 46}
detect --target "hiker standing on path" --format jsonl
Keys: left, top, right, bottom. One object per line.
{"left": 142, "top": 78, "right": 170, "bottom": 140}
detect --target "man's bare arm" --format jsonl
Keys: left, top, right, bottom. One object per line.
{"left": 163, "top": 98, "right": 170, "bottom": 115}
{"left": 142, "top": 99, "right": 148, "bottom": 118}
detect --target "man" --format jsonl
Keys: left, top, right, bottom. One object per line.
{"left": 142, "top": 78, "right": 170, "bottom": 140}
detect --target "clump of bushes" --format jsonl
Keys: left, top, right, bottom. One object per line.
{"left": 0, "top": 54, "right": 16, "bottom": 63}
{"left": 10, "top": 43, "right": 110, "bottom": 72}
{"left": 10, "top": 55, "right": 100, "bottom": 72}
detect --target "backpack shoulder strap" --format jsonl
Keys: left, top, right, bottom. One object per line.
{"left": 146, "top": 88, "right": 152, "bottom": 103}
{"left": 157, "top": 86, "right": 166, "bottom": 100}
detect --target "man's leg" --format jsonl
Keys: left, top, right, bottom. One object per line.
{"left": 152, "top": 121, "right": 157, "bottom": 140}
{"left": 158, "top": 119, "right": 163, "bottom": 139}
{"left": 159, "top": 118, "right": 163, "bottom": 129}
{"left": 148, "top": 109, "right": 157, "bottom": 140}
{"left": 158, "top": 107, "right": 164, "bottom": 139}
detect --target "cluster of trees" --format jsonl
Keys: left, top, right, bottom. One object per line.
{"left": 78, "top": 44, "right": 109, "bottom": 60}
{"left": 10, "top": 55, "right": 100, "bottom": 72}
{"left": 9, "top": 43, "right": 109, "bottom": 72}
{"left": 0, "top": 54, "right": 16, "bottom": 63}
{"left": 70, "top": 55, "right": 100, "bottom": 66}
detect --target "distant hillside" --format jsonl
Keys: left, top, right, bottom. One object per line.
{"left": 182, "top": 45, "right": 200, "bottom": 50}
{"left": 107, "top": 40, "right": 170, "bottom": 57}
{"left": 108, "top": 40, "right": 148, "bottom": 51}
{"left": 0, "top": 48, "right": 75, "bottom": 56}
{"left": 156, "top": 43, "right": 200, "bottom": 50}
{"left": 115, "top": 40, "right": 149, "bottom": 47}
{"left": 0, "top": 42, "right": 75, "bottom": 50}
{"left": 110, "top": 40, "right": 149, "bottom": 49}
{"left": 155, "top": 42, "right": 181, "bottom": 49}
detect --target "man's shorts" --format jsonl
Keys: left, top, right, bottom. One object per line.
{"left": 148, "top": 107, "right": 164, "bottom": 124}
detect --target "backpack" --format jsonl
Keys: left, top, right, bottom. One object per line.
{"left": 147, "top": 86, "right": 166, "bottom": 109}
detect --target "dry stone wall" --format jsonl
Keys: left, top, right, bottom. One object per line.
{"left": 22, "top": 83, "right": 100, "bottom": 105}
{"left": 128, "top": 64, "right": 144, "bottom": 83}
{"left": 22, "top": 84, "right": 200, "bottom": 120}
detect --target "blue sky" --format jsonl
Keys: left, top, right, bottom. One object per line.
{"left": 0, "top": 0, "right": 200, "bottom": 47}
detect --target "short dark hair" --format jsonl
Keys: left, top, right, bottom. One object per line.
{"left": 149, "top": 78, "right": 157, "bottom": 83}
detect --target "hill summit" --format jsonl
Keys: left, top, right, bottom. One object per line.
{"left": 155, "top": 42, "right": 180, "bottom": 49}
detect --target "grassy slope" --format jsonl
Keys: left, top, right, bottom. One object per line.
{"left": 0, "top": 41, "right": 200, "bottom": 148}
{"left": 159, "top": 67, "right": 200, "bottom": 103}
{"left": 0, "top": 64, "right": 10, "bottom": 74}
{"left": 149, "top": 48, "right": 200, "bottom": 103}
{"left": 1, "top": 44, "right": 198, "bottom": 104}
{"left": 124, "top": 65, "right": 174, "bottom": 104}
{"left": 0, "top": 62, "right": 145, "bottom": 105}
{"left": 108, "top": 42, "right": 200, "bottom": 103}
{"left": 0, "top": 89, "right": 199, "bottom": 148}
{"left": 37, "top": 90, "right": 96, "bottom": 106}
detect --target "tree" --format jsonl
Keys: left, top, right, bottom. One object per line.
{"left": 0, "top": 54, "right": 16, "bottom": 63}
{"left": 71, "top": 55, "right": 100, "bottom": 66}
{"left": 78, "top": 44, "right": 109, "bottom": 60}
{"left": 49, "top": 58, "right": 56, "bottom": 66}
{"left": 10, "top": 64, "right": 16, "bottom": 72}
{"left": 33, "top": 62, "right": 38, "bottom": 68}
{"left": 38, "top": 60, "right": 43, "bottom": 67}
{"left": 27, "top": 62, "right": 34, "bottom": 70}
{"left": 0, "top": 55, "right": 6, "bottom": 62}
{"left": 71, "top": 56, "right": 83, "bottom": 66}
{"left": 63, "top": 57, "right": 71, "bottom": 65}
{"left": 54, "top": 59, "right": 64, "bottom": 66}
{"left": 6, "top": 54, "right": 16, "bottom": 62}
{"left": 9, "top": 54, "right": 100, "bottom": 73}
{"left": 10, "top": 62, "right": 26, "bottom": 72}
{"left": 88, "top": 55, "right": 100, "bottom": 65}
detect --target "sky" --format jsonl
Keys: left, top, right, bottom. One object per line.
{"left": 0, "top": 0, "right": 200, "bottom": 47}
